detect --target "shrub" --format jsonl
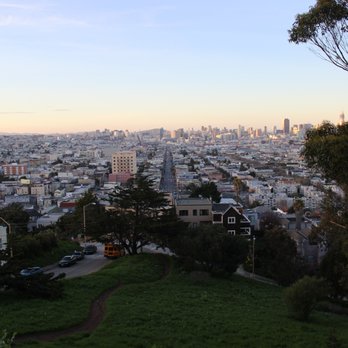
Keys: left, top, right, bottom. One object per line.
{"left": 172, "top": 225, "right": 249, "bottom": 276}
{"left": 284, "top": 276, "right": 328, "bottom": 321}
{"left": 0, "top": 329, "right": 16, "bottom": 348}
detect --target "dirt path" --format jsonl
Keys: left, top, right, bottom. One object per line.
{"left": 14, "top": 283, "right": 121, "bottom": 345}
{"left": 14, "top": 254, "right": 171, "bottom": 345}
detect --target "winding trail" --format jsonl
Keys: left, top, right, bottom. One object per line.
{"left": 15, "top": 254, "right": 171, "bottom": 345}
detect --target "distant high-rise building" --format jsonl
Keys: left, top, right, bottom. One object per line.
{"left": 111, "top": 150, "right": 137, "bottom": 184}
{"left": 112, "top": 151, "right": 137, "bottom": 175}
{"left": 339, "top": 112, "right": 345, "bottom": 125}
{"left": 283, "top": 118, "right": 290, "bottom": 135}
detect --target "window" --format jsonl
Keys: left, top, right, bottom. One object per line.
{"left": 228, "top": 230, "right": 236, "bottom": 235}
{"left": 241, "top": 227, "right": 251, "bottom": 235}
{"left": 193, "top": 209, "right": 197, "bottom": 216}
{"left": 199, "top": 209, "right": 209, "bottom": 216}
{"left": 213, "top": 213, "right": 222, "bottom": 222}
{"left": 179, "top": 210, "right": 188, "bottom": 216}
{"left": 228, "top": 217, "right": 236, "bottom": 224}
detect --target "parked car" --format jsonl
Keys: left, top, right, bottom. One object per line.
{"left": 59, "top": 255, "right": 77, "bottom": 267}
{"left": 73, "top": 250, "right": 85, "bottom": 260}
{"left": 20, "top": 267, "right": 43, "bottom": 277}
{"left": 83, "top": 244, "right": 97, "bottom": 255}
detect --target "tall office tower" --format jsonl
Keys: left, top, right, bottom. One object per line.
{"left": 112, "top": 151, "right": 137, "bottom": 175}
{"left": 264, "top": 126, "right": 267, "bottom": 135}
{"left": 339, "top": 112, "right": 345, "bottom": 125}
{"left": 283, "top": 118, "right": 290, "bottom": 135}
{"left": 237, "top": 125, "right": 244, "bottom": 138}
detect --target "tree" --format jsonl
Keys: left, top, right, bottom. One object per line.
{"left": 301, "top": 122, "right": 348, "bottom": 194}
{"left": 259, "top": 211, "right": 281, "bottom": 232}
{"left": 254, "top": 227, "right": 303, "bottom": 285}
{"left": 301, "top": 122, "right": 348, "bottom": 298}
{"left": 233, "top": 177, "right": 243, "bottom": 199}
{"left": 289, "top": 0, "right": 348, "bottom": 72}
{"left": 57, "top": 191, "right": 106, "bottom": 240}
{"left": 171, "top": 225, "right": 249, "bottom": 275}
{"left": 188, "top": 182, "right": 221, "bottom": 203}
{"left": 320, "top": 245, "right": 348, "bottom": 298}
{"left": 284, "top": 276, "right": 328, "bottom": 321}
{"left": 293, "top": 198, "right": 305, "bottom": 230}
{"left": 108, "top": 174, "right": 170, "bottom": 255}
{"left": 0, "top": 203, "right": 29, "bottom": 235}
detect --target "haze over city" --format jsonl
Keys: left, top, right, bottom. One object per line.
{"left": 1, "top": 0, "right": 346, "bottom": 133}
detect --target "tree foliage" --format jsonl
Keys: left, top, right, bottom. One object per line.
{"left": 171, "top": 225, "right": 249, "bottom": 275}
{"left": 254, "top": 227, "right": 304, "bottom": 285}
{"left": 302, "top": 122, "right": 348, "bottom": 298}
{"left": 188, "top": 182, "right": 221, "bottom": 203}
{"left": 289, "top": 0, "right": 348, "bottom": 72}
{"left": 320, "top": 244, "right": 348, "bottom": 298}
{"left": 0, "top": 203, "right": 29, "bottom": 235}
{"left": 0, "top": 262, "right": 65, "bottom": 299}
{"left": 301, "top": 121, "right": 348, "bottom": 192}
{"left": 108, "top": 175, "right": 171, "bottom": 254}
{"left": 57, "top": 191, "right": 106, "bottom": 240}
{"left": 284, "top": 276, "right": 328, "bottom": 321}
{"left": 259, "top": 211, "right": 281, "bottom": 232}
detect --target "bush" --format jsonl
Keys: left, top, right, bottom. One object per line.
{"left": 172, "top": 225, "right": 249, "bottom": 276}
{"left": 0, "top": 329, "right": 16, "bottom": 348}
{"left": 13, "top": 230, "right": 58, "bottom": 260}
{"left": 284, "top": 276, "right": 328, "bottom": 321}
{"left": 0, "top": 261, "right": 65, "bottom": 300}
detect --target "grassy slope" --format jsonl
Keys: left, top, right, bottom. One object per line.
{"left": 2, "top": 254, "right": 348, "bottom": 348}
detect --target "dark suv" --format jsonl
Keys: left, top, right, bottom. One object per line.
{"left": 83, "top": 244, "right": 97, "bottom": 255}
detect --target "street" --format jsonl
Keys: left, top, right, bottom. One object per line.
{"left": 46, "top": 243, "right": 112, "bottom": 279}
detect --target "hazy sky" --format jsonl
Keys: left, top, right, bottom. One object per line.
{"left": 0, "top": 0, "right": 346, "bottom": 133}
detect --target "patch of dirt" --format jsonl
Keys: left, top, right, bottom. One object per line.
{"left": 15, "top": 283, "right": 121, "bottom": 344}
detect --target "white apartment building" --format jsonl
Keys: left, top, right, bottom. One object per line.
{"left": 111, "top": 151, "right": 137, "bottom": 174}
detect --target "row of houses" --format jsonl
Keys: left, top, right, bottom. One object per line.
{"left": 175, "top": 197, "right": 252, "bottom": 236}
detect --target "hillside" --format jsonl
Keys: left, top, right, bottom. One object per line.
{"left": 1, "top": 253, "right": 348, "bottom": 347}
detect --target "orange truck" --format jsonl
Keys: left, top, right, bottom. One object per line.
{"left": 104, "top": 242, "right": 125, "bottom": 258}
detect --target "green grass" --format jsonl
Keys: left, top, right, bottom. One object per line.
{"left": 2, "top": 254, "right": 348, "bottom": 348}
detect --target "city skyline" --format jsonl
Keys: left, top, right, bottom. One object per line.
{"left": 1, "top": 0, "right": 346, "bottom": 133}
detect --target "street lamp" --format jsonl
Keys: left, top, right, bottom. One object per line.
{"left": 0, "top": 216, "right": 13, "bottom": 258}
{"left": 82, "top": 202, "right": 96, "bottom": 246}
{"left": 252, "top": 235, "right": 256, "bottom": 276}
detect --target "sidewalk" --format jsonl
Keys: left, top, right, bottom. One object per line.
{"left": 236, "top": 265, "right": 278, "bottom": 286}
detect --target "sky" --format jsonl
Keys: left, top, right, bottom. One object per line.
{"left": 0, "top": 0, "right": 347, "bottom": 133}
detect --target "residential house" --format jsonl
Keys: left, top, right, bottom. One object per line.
{"left": 212, "top": 203, "right": 251, "bottom": 236}
{"left": 175, "top": 197, "right": 212, "bottom": 227}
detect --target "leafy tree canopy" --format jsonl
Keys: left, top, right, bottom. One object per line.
{"left": 171, "top": 224, "right": 249, "bottom": 275}
{"left": 108, "top": 174, "right": 171, "bottom": 254}
{"left": 254, "top": 227, "right": 304, "bottom": 285}
{"left": 301, "top": 121, "right": 348, "bottom": 193}
{"left": 188, "top": 182, "right": 221, "bottom": 203}
{"left": 289, "top": 0, "right": 348, "bottom": 72}
{"left": 0, "top": 203, "right": 29, "bottom": 235}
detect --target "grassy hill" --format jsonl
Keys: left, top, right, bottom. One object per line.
{"left": 1, "top": 253, "right": 348, "bottom": 347}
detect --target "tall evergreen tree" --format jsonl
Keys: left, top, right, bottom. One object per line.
{"left": 108, "top": 174, "right": 171, "bottom": 254}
